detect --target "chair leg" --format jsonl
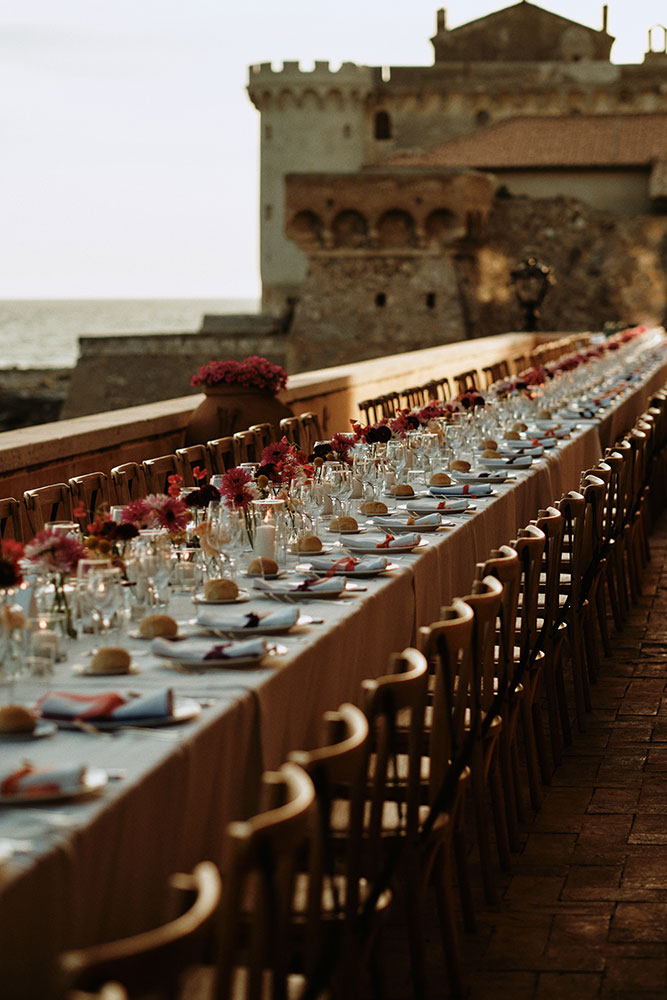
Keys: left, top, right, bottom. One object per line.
{"left": 540, "top": 644, "right": 563, "bottom": 767}
{"left": 520, "top": 686, "right": 543, "bottom": 811}
{"left": 433, "top": 846, "right": 466, "bottom": 1000}
{"left": 486, "top": 745, "right": 512, "bottom": 873}
{"left": 595, "top": 561, "right": 612, "bottom": 656}
{"left": 452, "top": 793, "right": 476, "bottom": 933}
{"left": 471, "top": 744, "right": 501, "bottom": 899}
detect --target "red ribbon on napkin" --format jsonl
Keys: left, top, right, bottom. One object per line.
{"left": 377, "top": 534, "right": 396, "bottom": 549}
{"left": 437, "top": 501, "right": 448, "bottom": 510}
{"left": 325, "top": 557, "right": 359, "bottom": 577}
{"left": 37, "top": 690, "right": 126, "bottom": 720}
{"left": 1, "top": 765, "right": 61, "bottom": 798}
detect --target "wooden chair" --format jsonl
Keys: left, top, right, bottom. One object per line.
{"left": 0, "top": 497, "right": 23, "bottom": 542}
{"left": 555, "top": 491, "right": 593, "bottom": 731}
{"left": 279, "top": 416, "right": 305, "bottom": 450}
{"left": 248, "top": 423, "right": 275, "bottom": 460}
{"left": 474, "top": 545, "right": 523, "bottom": 851}
{"left": 481, "top": 360, "right": 510, "bottom": 388}
{"left": 176, "top": 445, "right": 213, "bottom": 485}
{"left": 299, "top": 412, "right": 323, "bottom": 453}
{"left": 207, "top": 436, "right": 240, "bottom": 475}
{"left": 57, "top": 862, "right": 221, "bottom": 1000}
{"left": 511, "top": 354, "right": 528, "bottom": 375}
{"left": 110, "top": 463, "right": 147, "bottom": 506}
{"left": 23, "top": 483, "right": 74, "bottom": 536}
{"left": 287, "top": 703, "right": 370, "bottom": 997}
{"left": 401, "top": 386, "right": 426, "bottom": 410}
{"left": 215, "top": 763, "right": 315, "bottom": 1000}
{"left": 69, "top": 473, "right": 111, "bottom": 528}
{"left": 142, "top": 455, "right": 184, "bottom": 495}
{"left": 452, "top": 369, "right": 479, "bottom": 395}
{"left": 233, "top": 430, "right": 260, "bottom": 465}
{"left": 359, "top": 649, "right": 430, "bottom": 999}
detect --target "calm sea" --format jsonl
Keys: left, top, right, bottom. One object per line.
{"left": 0, "top": 298, "right": 259, "bottom": 369}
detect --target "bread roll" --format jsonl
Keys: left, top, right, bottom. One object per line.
{"left": 90, "top": 647, "right": 132, "bottom": 675}
{"left": 391, "top": 484, "right": 414, "bottom": 497}
{"left": 505, "top": 430, "right": 521, "bottom": 440}
{"left": 297, "top": 534, "right": 323, "bottom": 553}
{"left": 246, "top": 558, "right": 279, "bottom": 577}
{"left": 204, "top": 578, "right": 240, "bottom": 599}
{"left": 139, "top": 614, "right": 178, "bottom": 638}
{"left": 359, "top": 500, "right": 388, "bottom": 515}
{"left": 0, "top": 704, "right": 36, "bottom": 734}
{"left": 483, "top": 439, "right": 498, "bottom": 451}
{"left": 482, "top": 449, "right": 501, "bottom": 459}
{"left": 429, "top": 473, "right": 451, "bottom": 487}
{"left": 537, "top": 410, "right": 551, "bottom": 420}
{"left": 513, "top": 421, "right": 529, "bottom": 432}
{"left": 451, "top": 460, "right": 471, "bottom": 472}
{"left": 328, "top": 516, "right": 358, "bottom": 532}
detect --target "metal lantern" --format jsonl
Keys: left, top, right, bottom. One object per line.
{"left": 510, "top": 256, "right": 554, "bottom": 332}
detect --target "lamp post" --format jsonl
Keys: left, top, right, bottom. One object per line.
{"left": 510, "top": 256, "right": 553, "bottom": 332}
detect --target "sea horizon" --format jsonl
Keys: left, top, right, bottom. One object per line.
{"left": 0, "top": 296, "right": 260, "bottom": 370}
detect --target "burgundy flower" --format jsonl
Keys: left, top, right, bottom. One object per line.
{"left": 220, "top": 467, "right": 258, "bottom": 511}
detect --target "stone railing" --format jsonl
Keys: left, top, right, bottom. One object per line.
{"left": 0, "top": 332, "right": 562, "bottom": 505}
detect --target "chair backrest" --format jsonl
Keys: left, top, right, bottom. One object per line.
{"left": 419, "top": 600, "right": 475, "bottom": 807}
{"left": 288, "top": 704, "right": 369, "bottom": 971}
{"left": 532, "top": 506, "right": 565, "bottom": 628}
{"left": 481, "top": 361, "right": 510, "bottom": 388}
{"left": 279, "top": 416, "right": 304, "bottom": 450}
{"left": 401, "top": 386, "right": 425, "bottom": 410}
{"left": 298, "top": 412, "right": 323, "bottom": 453}
{"left": 360, "top": 648, "right": 428, "bottom": 862}
{"left": 175, "top": 445, "right": 212, "bottom": 486}
{"left": 511, "top": 354, "right": 527, "bottom": 375}
{"left": 23, "top": 483, "right": 74, "bottom": 536}
{"left": 110, "top": 463, "right": 147, "bottom": 506}
{"left": 69, "top": 473, "right": 110, "bottom": 528}
{"left": 216, "top": 763, "right": 315, "bottom": 1000}
{"left": 248, "top": 424, "right": 275, "bottom": 459}
{"left": 511, "top": 524, "right": 546, "bottom": 668}
{"left": 556, "top": 490, "right": 586, "bottom": 606}
{"left": 207, "top": 436, "right": 240, "bottom": 475}
{"left": 0, "top": 497, "right": 23, "bottom": 542}
{"left": 142, "top": 455, "right": 184, "bottom": 496}
{"left": 453, "top": 369, "right": 479, "bottom": 394}
{"left": 474, "top": 545, "right": 521, "bottom": 692}
{"left": 233, "top": 430, "right": 259, "bottom": 464}
{"left": 462, "top": 575, "right": 504, "bottom": 716}
{"left": 57, "top": 862, "right": 221, "bottom": 999}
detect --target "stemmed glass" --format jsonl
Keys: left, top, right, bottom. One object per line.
{"left": 86, "top": 566, "right": 124, "bottom": 635}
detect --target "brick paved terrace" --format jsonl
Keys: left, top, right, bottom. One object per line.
{"left": 376, "top": 512, "right": 667, "bottom": 1000}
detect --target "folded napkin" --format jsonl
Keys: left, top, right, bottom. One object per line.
{"left": 455, "top": 471, "right": 508, "bottom": 484}
{"left": 499, "top": 445, "right": 543, "bottom": 458}
{"left": 152, "top": 637, "right": 266, "bottom": 663}
{"left": 196, "top": 606, "right": 299, "bottom": 631}
{"left": 375, "top": 513, "right": 440, "bottom": 528}
{"left": 429, "top": 484, "right": 493, "bottom": 496}
{"left": 306, "top": 555, "right": 388, "bottom": 573}
{"left": 344, "top": 533, "right": 421, "bottom": 551}
{"left": 39, "top": 689, "right": 174, "bottom": 721}
{"left": 253, "top": 576, "right": 346, "bottom": 595}
{"left": 0, "top": 763, "right": 87, "bottom": 798}
{"left": 405, "top": 498, "right": 469, "bottom": 513}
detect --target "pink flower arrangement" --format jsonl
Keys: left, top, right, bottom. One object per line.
{"left": 190, "top": 356, "right": 288, "bottom": 394}
{"left": 121, "top": 494, "right": 189, "bottom": 533}
{"left": 24, "top": 527, "right": 86, "bottom": 574}
{"left": 219, "top": 468, "right": 258, "bottom": 511}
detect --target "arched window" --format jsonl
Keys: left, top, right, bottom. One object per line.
{"left": 332, "top": 210, "right": 368, "bottom": 248}
{"left": 377, "top": 209, "right": 417, "bottom": 248}
{"left": 286, "top": 211, "right": 323, "bottom": 248}
{"left": 374, "top": 110, "right": 392, "bottom": 141}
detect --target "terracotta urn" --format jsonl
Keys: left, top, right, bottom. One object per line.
{"left": 185, "top": 384, "right": 293, "bottom": 446}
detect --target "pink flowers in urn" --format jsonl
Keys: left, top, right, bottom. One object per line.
{"left": 190, "top": 356, "right": 288, "bottom": 395}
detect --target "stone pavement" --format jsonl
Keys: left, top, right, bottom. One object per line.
{"left": 377, "top": 513, "right": 667, "bottom": 999}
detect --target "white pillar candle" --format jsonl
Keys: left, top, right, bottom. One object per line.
{"left": 254, "top": 524, "right": 276, "bottom": 561}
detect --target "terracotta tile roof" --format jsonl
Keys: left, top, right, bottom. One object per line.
{"left": 384, "top": 114, "right": 667, "bottom": 169}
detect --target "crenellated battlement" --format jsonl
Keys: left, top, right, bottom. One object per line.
{"left": 248, "top": 61, "right": 374, "bottom": 110}
{"left": 249, "top": 60, "right": 371, "bottom": 80}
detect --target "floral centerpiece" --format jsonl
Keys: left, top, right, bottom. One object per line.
{"left": 218, "top": 467, "right": 258, "bottom": 547}
{"left": 121, "top": 494, "right": 190, "bottom": 535}
{"left": 24, "top": 527, "right": 87, "bottom": 636}
{"left": 0, "top": 540, "right": 24, "bottom": 590}
{"left": 191, "top": 356, "right": 288, "bottom": 394}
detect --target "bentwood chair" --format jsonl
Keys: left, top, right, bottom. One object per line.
{"left": 110, "top": 464, "right": 147, "bottom": 506}
{"left": 175, "top": 445, "right": 213, "bottom": 486}
{"left": 287, "top": 704, "right": 371, "bottom": 998}
{"left": 248, "top": 423, "right": 275, "bottom": 459}
{"left": 481, "top": 361, "right": 510, "bottom": 388}
{"left": 0, "top": 497, "right": 23, "bottom": 542}
{"left": 23, "top": 483, "right": 74, "bottom": 536}
{"left": 299, "top": 412, "right": 323, "bottom": 452}
{"left": 452, "top": 369, "right": 479, "bottom": 394}
{"left": 555, "top": 490, "right": 592, "bottom": 731}
{"left": 57, "top": 862, "right": 221, "bottom": 1000}
{"left": 215, "top": 763, "right": 315, "bottom": 1000}
{"left": 207, "top": 436, "right": 239, "bottom": 475}
{"left": 232, "top": 430, "right": 260, "bottom": 465}
{"left": 142, "top": 455, "right": 184, "bottom": 496}
{"left": 279, "top": 416, "right": 305, "bottom": 450}
{"left": 401, "top": 386, "right": 426, "bottom": 410}
{"left": 69, "top": 473, "right": 111, "bottom": 528}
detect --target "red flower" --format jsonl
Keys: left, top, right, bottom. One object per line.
{"left": 220, "top": 467, "right": 257, "bottom": 511}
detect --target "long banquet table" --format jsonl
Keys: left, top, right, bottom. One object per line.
{"left": 2, "top": 349, "right": 666, "bottom": 999}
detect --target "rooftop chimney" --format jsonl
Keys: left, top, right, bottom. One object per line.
{"left": 602, "top": 4, "right": 608, "bottom": 32}
{"left": 436, "top": 8, "right": 446, "bottom": 32}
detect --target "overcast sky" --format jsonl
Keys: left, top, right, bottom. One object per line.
{"left": 0, "top": 0, "right": 664, "bottom": 300}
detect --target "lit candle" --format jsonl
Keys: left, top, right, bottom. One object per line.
{"left": 254, "top": 523, "right": 276, "bottom": 561}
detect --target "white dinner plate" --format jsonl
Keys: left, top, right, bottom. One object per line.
{"left": 376, "top": 519, "right": 441, "bottom": 533}
{"left": 201, "top": 616, "right": 312, "bottom": 637}
{"left": 192, "top": 590, "right": 250, "bottom": 605}
{"left": 52, "top": 696, "right": 201, "bottom": 730}
{"left": 453, "top": 472, "right": 508, "bottom": 484}
{"left": 480, "top": 456, "right": 532, "bottom": 468}
{"left": 0, "top": 767, "right": 108, "bottom": 805}
{"left": 71, "top": 663, "right": 140, "bottom": 677}
{"left": 295, "top": 560, "right": 395, "bottom": 578}
{"left": 166, "top": 644, "right": 287, "bottom": 669}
